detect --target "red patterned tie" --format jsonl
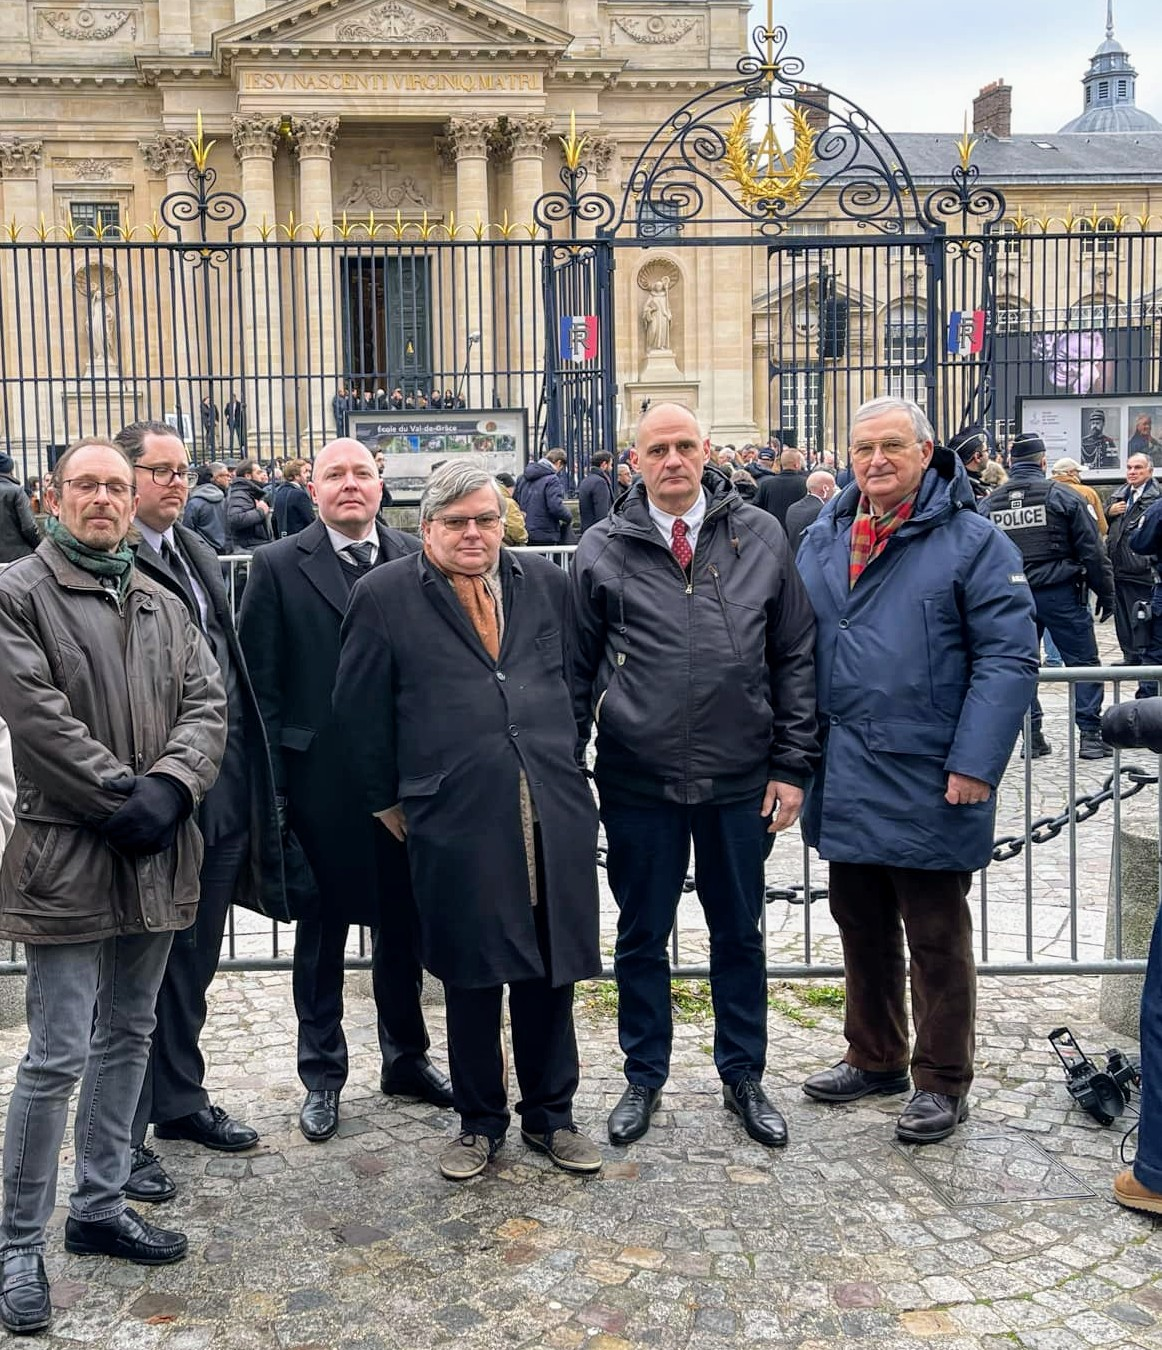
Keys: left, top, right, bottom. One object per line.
{"left": 671, "top": 518, "right": 693, "bottom": 569}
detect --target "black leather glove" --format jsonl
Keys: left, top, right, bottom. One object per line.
{"left": 101, "top": 774, "right": 193, "bottom": 857}
{"left": 1095, "top": 598, "right": 1115, "bottom": 624}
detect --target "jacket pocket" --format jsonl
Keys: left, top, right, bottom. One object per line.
{"left": 280, "top": 726, "right": 316, "bottom": 752}
{"left": 398, "top": 772, "right": 446, "bottom": 799}
{"left": 534, "top": 630, "right": 563, "bottom": 677}
{"left": 15, "top": 823, "right": 112, "bottom": 917}
{"left": 866, "top": 719, "right": 955, "bottom": 757}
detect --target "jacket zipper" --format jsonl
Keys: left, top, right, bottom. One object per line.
{"left": 707, "top": 564, "right": 740, "bottom": 658}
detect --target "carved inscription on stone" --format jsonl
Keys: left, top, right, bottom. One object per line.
{"left": 611, "top": 15, "right": 701, "bottom": 45}
{"left": 35, "top": 8, "right": 138, "bottom": 40}
{"left": 336, "top": 2, "right": 447, "bottom": 43}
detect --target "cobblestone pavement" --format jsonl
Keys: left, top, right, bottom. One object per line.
{"left": 0, "top": 969, "right": 1158, "bottom": 1350}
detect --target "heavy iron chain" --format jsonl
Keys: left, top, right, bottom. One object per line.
{"left": 596, "top": 764, "right": 1160, "bottom": 904}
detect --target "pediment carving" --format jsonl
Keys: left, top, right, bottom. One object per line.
{"left": 215, "top": 0, "right": 571, "bottom": 53}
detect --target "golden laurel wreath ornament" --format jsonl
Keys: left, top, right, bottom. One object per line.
{"left": 722, "top": 103, "right": 817, "bottom": 210}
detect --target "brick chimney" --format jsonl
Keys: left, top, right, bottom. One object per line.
{"left": 794, "top": 85, "right": 830, "bottom": 135}
{"left": 973, "top": 80, "right": 1012, "bottom": 138}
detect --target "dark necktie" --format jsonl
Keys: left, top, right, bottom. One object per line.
{"left": 344, "top": 540, "right": 375, "bottom": 570}
{"left": 161, "top": 538, "right": 201, "bottom": 623}
{"left": 671, "top": 518, "right": 693, "bottom": 570}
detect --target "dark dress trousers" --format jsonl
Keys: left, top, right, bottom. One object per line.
{"left": 131, "top": 524, "right": 289, "bottom": 1140}
{"left": 238, "top": 518, "right": 430, "bottom": 1091}
{"left": 334, "top": 549, "right": 600, "bottom": 1137}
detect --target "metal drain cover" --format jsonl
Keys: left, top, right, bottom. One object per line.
{"left": 894, "top": 1129, "right": 1097, "bottom": 1207}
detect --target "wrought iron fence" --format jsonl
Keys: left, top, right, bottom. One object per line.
{"left": 0, "top": 664, "right": 1156, "bottom": 981}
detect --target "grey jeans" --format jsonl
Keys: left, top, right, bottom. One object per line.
{"left": 0, "top": 931, "right": 174, "bottom": 1254}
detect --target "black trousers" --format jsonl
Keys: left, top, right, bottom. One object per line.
{"left": 1114, "top": 578, "right": 1153, "bottom": 665}
{"left": 293, "top": 905, "right": 429, "bottom": 1092}
{"left": 132, "top": 832, "right": 248, "bottom": 1146}
{"left": 443, "top": 901, "right": 579, "bottom": 1140}
{"left": 828, "top": 862, "right": 975, "bottom": 1098}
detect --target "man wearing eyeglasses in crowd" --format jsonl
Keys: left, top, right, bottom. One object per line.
{"left": 112, "top": 421, "right": 288, "bottom": 1205}
{"left": 240, "top": 439, "right": 451, "bottom": 1145}
{"left": 334, "top": 460, "right": 601, "bottom": 1181}
{"left": 796, "top": 396, "right": 1037, "bottom": 1144}
{"left": 0, "top": 438, "right": 226, "bottom": 1332}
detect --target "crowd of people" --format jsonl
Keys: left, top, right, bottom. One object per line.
{"left": 0, "top": 396, "right": 1159, "bottom": 1337}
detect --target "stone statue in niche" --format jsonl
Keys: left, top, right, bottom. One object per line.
{"left": 641, "top": 276, "right": 674, "bottom": 352}
{"left": 76, "top": 264, "right": 119, "bottom": 374}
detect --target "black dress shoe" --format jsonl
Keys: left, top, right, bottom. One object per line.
{"left": 380, "top": 1059, "right": 454, "bottom": 1109}
{"left": 64, "top": 1208, "right": 187, "bottom": 1266}
{"left": 724, "top": 1078, "right": 788, "bottom": 1148}
{"left": 802, "top": 1061, "right": 911, "bottom": 1103}
{"left": 153, "top": 1104, "right": 258, "bottom": 1153}
{"left": 0, "top": 1250, "right": 51, "bottom": 1334}
{"left": 300, "top": 1089, "right": 340, "bottom": 1142}
{"left": 123, "top": 1144, "right": 177, "bottom": 1204}
{"left": 607, "top": 1084, "right": 662, "bottom": 1145}
{"left": 895, "top": 1089, "right": 969, "bottom": 1144}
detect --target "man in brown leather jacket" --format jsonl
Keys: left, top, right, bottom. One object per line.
{"left": 0, "top": 437, "right": 226, "bottom": 1335}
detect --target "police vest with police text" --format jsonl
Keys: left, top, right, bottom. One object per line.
{"left": 981, "top": 476, "right": 1070, "bottom": 570}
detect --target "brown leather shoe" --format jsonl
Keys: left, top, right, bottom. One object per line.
{"left": 1113, "top": 1167, "right": 1162, "bottom": 1215}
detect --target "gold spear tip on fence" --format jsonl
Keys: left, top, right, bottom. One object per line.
{"left": 189, "top": 109, "right": 215, "bottom": 174}
{"left": 561, "top": 110, "right": 588, "bottom": 172}
{"left": 956, "top": 113, "right": 977, "bottom": 171}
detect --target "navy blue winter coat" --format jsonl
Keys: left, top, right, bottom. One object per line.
{"left": 516, "top": 459, "right": 572, "bottom": 543}
{"left": 796, "top": 449, "right": 1038, "bottom": 872}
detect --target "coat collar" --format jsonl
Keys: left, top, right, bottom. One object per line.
{"left": 296, "top": 517, "right": 415, "bottom": 616}
{"left": 416, "top": 548, "right": 524, "bottom": 670}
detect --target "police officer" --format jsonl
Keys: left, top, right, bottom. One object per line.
{"left": 980, "top": 433, "right": 1115, "bottom": 761}
{"left": 948, "top": 426, "right": 993, "bottom": 503}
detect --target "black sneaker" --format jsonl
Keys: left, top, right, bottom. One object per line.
{"left": 1020, "top": 730, "right": 1052, "bottom": 759}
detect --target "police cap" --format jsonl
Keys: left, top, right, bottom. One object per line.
{"left": 1009, "top": 433, "right": 1047, "bottom": 461}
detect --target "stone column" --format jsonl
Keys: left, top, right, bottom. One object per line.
{"left": 292, "top": 116, "right": 339, "bottom": 448}
{"left": 232, "top": 116, "right": 283, "bottom": 450}
{"left": 506, "top": 117, "right": 552, "bottom": 412}
{"left": 446, "top": 116, "right": 493, "bottom": 405}
{"left": 0, "top": 140, "right": 44, "bottom": 456}
{"left": 140, "top": 134, "right": 196, "bottom": 424}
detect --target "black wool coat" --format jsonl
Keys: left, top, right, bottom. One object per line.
{"left": 237, "top": 517, "right": 419, "bottom": 924}
{"left": 334, "top": 549, "right": 600, "bottom": 990}
{"left": 133, "top": 524, "right": 290, "bottom": 921}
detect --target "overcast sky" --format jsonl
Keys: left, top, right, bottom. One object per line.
{"left": 748, "top": 1, "right": 1162, "bottom": 134}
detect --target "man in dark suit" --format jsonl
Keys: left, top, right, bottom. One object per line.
{"left": 754, "top": 448, "right": 809, "bottom": 528}
{"left": 784, "top": 470, "right": 836, "bottom": 555}
{"left": 334, "top": 461, "right": 601, "bottom": 1180}
{"left": 224, "top": 394, "right": 245, "bottom": 452}
{"left": 113, "top": 420, "right": 289, "bottom": 1203}
{"left": 239, "top": 438, "right": 451, "bottom": 1142}
{"left": 578, "top": 452, "right": 615, "bottom": 533}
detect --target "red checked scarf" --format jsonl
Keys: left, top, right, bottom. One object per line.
{"left": 848, "top": 491, "right": 917, "bottom": 589}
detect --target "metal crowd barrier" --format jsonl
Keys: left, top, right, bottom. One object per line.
{"left": 1, "top": 640, "right": 1156, "bottom": 980}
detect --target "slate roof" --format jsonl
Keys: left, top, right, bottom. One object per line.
{"left": 869, "top": 131, "right": 1162, "bottom": 185}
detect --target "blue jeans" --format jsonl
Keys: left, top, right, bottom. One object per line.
{"left": 1, "top": 932, "right": 174, "bottom": 1255}
{"left": 1133, "top": 899, "right": 1162, "bottom": 1192}
{"left": 1029, "top": 582, "right": 1103, "bottom": 733}
{"left": 602, "top": 795, "right": 770, "bottom": 1088}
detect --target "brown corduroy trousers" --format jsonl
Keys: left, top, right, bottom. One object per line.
{"left": 827, "top": 862, "right": 976, "bottom": 1098}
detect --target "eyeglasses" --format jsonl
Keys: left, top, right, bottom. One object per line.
{"left": 850, "top": 439, "right": 919, "bottom": 464}
{"left": 59, "top": 478, "right": 133, "bottom": 500}
{"left": 434, "top": 512, "right": 502, "bottom": 533}
{"left": 135, "top": 464, "right": 198, "bottom": 486}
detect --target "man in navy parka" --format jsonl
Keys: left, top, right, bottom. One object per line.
{"left": 796, "top": 395, "right": 1038, "bottom": 1144}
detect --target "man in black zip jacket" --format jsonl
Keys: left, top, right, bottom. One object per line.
{"left": 569, "top": 402, "right": 818, "bottom": 1151}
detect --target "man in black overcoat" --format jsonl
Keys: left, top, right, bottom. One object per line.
{"left": 239, "top": 438, "right": 451, "bottom": 1142}
{"left": 114, "top": 420, "right": 290, "bottom": 1202}
{"left": 334, "top": 460, "right": 602, "bottom": 1181}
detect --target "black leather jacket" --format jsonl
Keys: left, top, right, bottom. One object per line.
{"left": 570, "top": 469, "right": 819, "bottom": 805}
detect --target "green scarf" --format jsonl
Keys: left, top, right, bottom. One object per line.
{"left": 46, "top": 516, "right": 135, "bottom": 600}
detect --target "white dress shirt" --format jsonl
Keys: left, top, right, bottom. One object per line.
{"left": 325, "top": 523, "right": 379, "bottom": 566}
{"left": 646, "top": 488, "right": 708, "bottom": 556}
{"left": 137, "top": 520, "right": 209, "bottom": 629}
